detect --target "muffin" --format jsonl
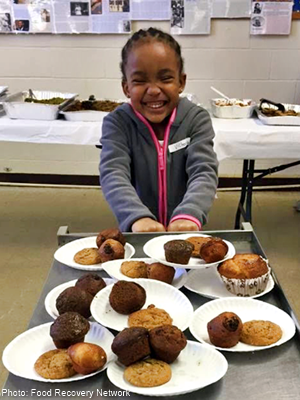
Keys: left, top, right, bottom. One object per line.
{"left": 111, "top": 327, "right": 151, "bottom": 366}
{"left": 75, "top": 273, "right": 106, "bottom": 297}
{"left": 56, "top": 287, "right": 93, "bottom": 318}
{"left": 218, "top": 253, "right": 270, "bottom": 296}
{"left": 109, "top": 281, "right": 146, "bottom": 314}
{"left": 147, "top": 263, "right": 175, "bottom": 284}
{"left": 121, "top": 260, "right": 148, "bottom": 278}
{"left": 207, "top": 311, "right": 243, "bottom": 348}
{"left": 200, "top": 238, "right": 228, "bottom": 263}
{"left": 96, "top": 228, "right": 126, "bottom": 247}
{"left": 185, "top": 236, "right": 211, "bottom": 258}
{"left": 68, "top": 342, "right": 107, "bottom": 374}
{"left": 149, "top": 325, "right": 187, "bottom": 363}
{"left": 50, "top": 312, "right": 90, "bottom": 349}
{"left": 164, "top": 239, "right": 194, "bottom": 265}
{"left": 98, "top": 239, "right": 125, "bottom": 262}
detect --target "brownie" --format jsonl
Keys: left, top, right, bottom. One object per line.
{"left": 98, "top": 239, "right": 125, "bottom": 262}
{"left": 96, "top": 228, "right": 126, "bottom": 247}
{"left": 164, "top": 240, "right": 194, "bottom": 265}
{"left": 50, "top": 312, "right": 90, "bottom": 349}
{"left": 56, "top": 287, "right": 93, "bottom": 319}
{"left": 75, "top": 273, "right": 106, "bottom": 297}
{"left": 111, "top": 327, "right": 151, "bottom": 366}
{"left": 149, "top": 325, "right": 187, "bottom": 363}
{"left": 147, "top": 263, "right": 175, "bottom": 284}
{"left": 109, "top": 281, "right": 146, "bottom": 315}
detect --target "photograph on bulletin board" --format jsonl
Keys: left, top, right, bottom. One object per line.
{"left": 293, "top": 0, "right": 300, "bottom": 19}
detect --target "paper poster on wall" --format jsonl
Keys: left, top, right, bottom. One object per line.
{"left": 250, "top": 0, "right": 293, "bottom": 35}
{"left": 131, "top": 0, "right": 171, "bottom": 20}
{"left": 212, "top": 0, "right": 251, "bottom": 18}
{"left": 170, "top": 0, "right": 211, "bottom": 35}
{"left": 0, "top": 0, "right": 12, "bottom": 32}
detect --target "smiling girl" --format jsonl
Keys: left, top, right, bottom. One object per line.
{"left": 100, "top": 28, "right": 218, "bottom": 232}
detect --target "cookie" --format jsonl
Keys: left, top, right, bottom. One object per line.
{"left": 121, "top": 261, "right": 148, "bottom": 278}
{"left": 240, "top": 320, "right": 282, "bottom": 346}
{"left": 128, "top": 304, "right": 173, "bottom": 330}
{"left": 124, "top": 358, "right": 172, "bottom": 387}
{"left": 185, "top": 237, "right": 211, "bottom": 258}
{"left": 74, "top": 248, "right": 102, "bottom": 265}
{"left": 34, "top": 349, "right": 76, "bottom": 379}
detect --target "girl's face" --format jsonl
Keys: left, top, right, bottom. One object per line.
{"left": 122, "top": 41, "right": 186, "bottom": 125}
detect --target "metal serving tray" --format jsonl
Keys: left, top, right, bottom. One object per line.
{"left": 2, "top": 223, "right": 300, "bottom": 400}
{"left": 256, "top": 103, "right": 300, "bottom": 126}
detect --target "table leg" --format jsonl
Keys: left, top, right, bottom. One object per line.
{"left": 234, "top": 159, "right": 250, "bottom": 229}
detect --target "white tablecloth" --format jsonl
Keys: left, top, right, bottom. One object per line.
{"left": 1, "top": 115, "right": 300, "bottom": 162}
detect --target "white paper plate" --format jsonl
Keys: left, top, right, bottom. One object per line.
{"left": 107, "top": 340, "right": 228, "bottom": 396}
{"left": 54, "top": 236, "right": 135, "bottom": 271}
{"left": 143, "top": 233, "right": 235, "bottom": 269}
{"left": 102, "top": 258, "right": 187, "bottom": 289}
{"left": 91, "top": 279, "right": 193, "bottom": 332}
{"left": 2, "top": 322, "right": 115, "bottom": 382}
{"left": 45, "top": 278, "right": 116, "bottom": 319}
{"left": 190, "top": 298, "right": 296, "bottom": 352}
{"left": 184, "top": 267, "right": 275, "bottom": 299}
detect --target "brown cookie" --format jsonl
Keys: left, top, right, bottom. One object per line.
{"left": 240, "top": 320, "right": 282, "bottom": 346}
{"left": 121, "top": 261, "right": 148, "bottom": 278}
{"left": 34, "top": 349, "right": 76, "bottom": 379}
{"left": 185, "top": 237, "right": 211, "bottom": 258}
{"left": 128, "top": 304, "right": 173, "bottom": 330}
{"left": 124, "top": 358, "right": 172, "bottom": 387}
{"left": 74, "top": 248, "right": 102, "bottom": 265}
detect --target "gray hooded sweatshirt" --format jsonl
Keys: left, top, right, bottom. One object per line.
{"left": 99, "top": 97, "right": 218, "bottom": 232}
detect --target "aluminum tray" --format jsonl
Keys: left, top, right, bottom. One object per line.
{"left": 211, "top": 98, "right": 256, "bottom": 119}
{"left": 3, "top": 90, "right": 78, "bottom": 121}
{"left": 60, "top": 109, "right": 109, "bottom": 122}
{"left": 256, "top": 103, "right": 300, "bottom": 126}
{"left": 2, "top": 224, "right": 300, "bottom": 400}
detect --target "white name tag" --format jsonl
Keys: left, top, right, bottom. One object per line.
{"left": 168, "top": 138, "right": 191, "bottom": 153}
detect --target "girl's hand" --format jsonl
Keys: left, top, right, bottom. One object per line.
{"left": 167, "top": 219, "right": 199, "bottom": 232}
{"left": 132, "top": 218, "right": 166, "bottom": 233}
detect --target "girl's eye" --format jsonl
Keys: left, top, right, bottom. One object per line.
{"left": 132, "top": 80, "right": 145, "bottom": 84}
{"left": 162, "top": 77, "right": 174, "bottom": 82}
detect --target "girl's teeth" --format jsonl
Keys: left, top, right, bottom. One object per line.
{"left": 147, "top": 102, "right": 164, "bottom": 108}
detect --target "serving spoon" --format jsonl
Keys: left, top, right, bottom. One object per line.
{"left": 210, "top": 86, "right": 231, "bottom": 101}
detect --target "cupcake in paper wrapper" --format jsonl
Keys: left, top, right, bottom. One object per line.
{"left": 217, "top": 254, "right": 270, "bottom": 297}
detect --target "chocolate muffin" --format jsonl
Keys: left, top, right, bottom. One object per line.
{"left": 96, "top": 228, "right": 126, "bottom": 247}
{"left": 111, "top": 327, "right": 151, "bottom": 366}
{"left": 164, "top": 240, "right": 194, "bottom": 265}
{"left": 149, "top": 325, "right": 187, "bottom": 363}
{"left": 98, "top": 239, "right": 125, "bottom": 262}
{"left": 200, "top": 238, "right": 228, "bottom": 263}
{"left": 50, "top": 312, "right": 90, "bottom": 349}
{"left": 207, "top": 312, "right": 243, "bottom": 348}
{"left": 147, "top": 263, "right": 175, "bottom": 284}
{"left": 75, "top": 273, "right": 106, "bottom": 297}
{"left": 56, "top": 287, "right": 93, "bottom": 319}
{"left": 109, "top": 281, "right": 146, "bottom": 315}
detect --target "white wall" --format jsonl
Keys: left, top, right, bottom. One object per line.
{"left": 0, "top": 19, "right": 300, "bottom": 178}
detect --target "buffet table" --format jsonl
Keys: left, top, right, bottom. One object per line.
{"left": 2, "top": 225, "right": 300, "bottom": 399}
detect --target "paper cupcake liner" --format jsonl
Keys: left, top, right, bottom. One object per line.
{"left": 219, "top": 267, "right": 271, "bottom": 297}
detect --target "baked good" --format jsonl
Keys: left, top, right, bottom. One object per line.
{"left": 34, "top": 349, "right": 76, "bottom": 379}
{"left": 75, "top": 273, "right": 106, "bottom": 297}
{"left": 128, "top": 304, "right": 173, "bottom": 330}
{"left": 121, "top": 260, "right": 148, "bottom": 279}
{"left": 111, "top": 327, "right": 151, "bottom": 366}
{"left": 207, "top": 311, "right": 243, "bottom": 348}
{"left": 74, "top": 248, "right": 102, "bottom": 265}
{"left": 124, "top": 359, "right": 172, "bottom": 387}
{"left": 240, "top": 320, "right": 282, "bottom": 346}
{"left": 98, "top": 239, "right": 125, "bottom": 263}
{"left": 96, "top": 228, "right": 126, "bottom": 247}
{"left": 147, "top": 263, "right": 175, "bottom": 284}
{"left": 56, "top": 287, "right": 93, "bottom": 319}
{"left": 218, "top": 253, "right": 270, "bottom": 296}
{"left": 50, "top": 312, "right": 90, "bottom": 349}
{"left": 164, "top": 239, "right": 194, "bottom": 265}
{"left": 68, "top": 342, "right": 107, "bottom": 374}
{"left": 185, "top": 236, "right": 211, "bottom": 258}
{"left": 109, "top": 281, "right": 146, "bottom": 314}
{"left": 200, "top": 238, "right": 228, "bottom": 263}
{"left": 149, "top": 325, "right": 187, "bottom": 363}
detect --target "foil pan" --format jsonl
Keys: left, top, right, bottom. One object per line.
{"left": 211, "top": 98, "right": 255, "bottom": 119}
{"left": 256, "top": 103, "right": 300, "bottom": 126}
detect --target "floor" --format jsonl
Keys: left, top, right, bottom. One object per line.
{"left": 0, "top": 185, "right": 299, "bottom": 388}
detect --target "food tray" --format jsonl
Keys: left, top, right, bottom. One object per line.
{"left": 256, "top": 103, "right": 300, "bottom": 126}
{"left": 2, "top": 224, "right": 300, "bottom": 400}
{"left": 3, "top": 90, "right": 78, "bottom": 121}
{"left": 211, "top": 98, "right": 255, "bottom": 119}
